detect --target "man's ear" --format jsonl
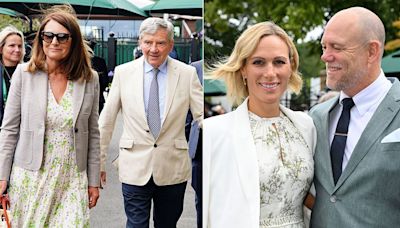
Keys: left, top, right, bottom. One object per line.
{"left": 368, "top": 40, "right": 381, "bottom": 63}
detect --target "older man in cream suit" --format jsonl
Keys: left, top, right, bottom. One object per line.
{"left": 99, "top": 17, "right": 203, "bottom": 228}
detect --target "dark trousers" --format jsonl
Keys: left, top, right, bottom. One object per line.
{"left": 191, "top": 130, "right": 202, "bottom": 228}
{"left": 191, "top": 159, "right": 202, "bottom": 228}
{"left": 122, "top": 177, "right": 187, "bottom": 228}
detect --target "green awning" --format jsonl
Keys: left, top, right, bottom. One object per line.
{"left": 143, "top": 0, "right": 202, "bottom": 10}
{"left": 143, "top": 0, "right": 202, "bottom": 16}
{"left": 1, "top": 0, "right": 148, "bottom": 17}
{"left": 0, "top": 7, "right": 25, "bottom": 17}
{"left": 204, "top": 79, "right": 226, "bottom": 96}
{"left": 382, "top": 50, "right": 400, "bottom": 74}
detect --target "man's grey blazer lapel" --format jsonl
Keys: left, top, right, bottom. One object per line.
{"left": 313, "top": 97, "right": 339, "bottom": 193}
{"left": 72, "top": 79, "right": 86, "bottom": 126}
{"left": 335, "top": 80, "right": 400, "bottom": 190}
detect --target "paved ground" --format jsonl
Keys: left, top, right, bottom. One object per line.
{"left": 90, "top": 114, "right": 197, "bottom": 228}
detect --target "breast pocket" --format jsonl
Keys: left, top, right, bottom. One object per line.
{"left": 380, "top": 141, "right": 400, "bottom": 152}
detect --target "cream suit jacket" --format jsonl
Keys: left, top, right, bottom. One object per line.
{"left": 0, "top": 63, "right": 101, "bottom": 187}
{"left": 203, "top": 98, "right": 316, "bottom": 227}
{"left": 99, "top": 56, "right": 203, "bottom": 186}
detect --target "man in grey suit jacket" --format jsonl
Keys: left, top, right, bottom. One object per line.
{"left": 185, "top": 59, "right": 203, "bottom": 228}
{"left": 310, "top": 7, "right": 400, "bottom": 227}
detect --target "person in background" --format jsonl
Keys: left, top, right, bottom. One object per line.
{"left": 0, "top": 25, "right": 25, "bottom": 126}
{"left": 0, "top": 5, "right": 100, "bottom": 227}
{"left": 185, "top": 59, "right": 203, "bottom": 228}
{"left": 317, "top": 91, "right": 339, "bottom": 104}
{"left": 203, "top": 21, "right": 316, "bottom": 227}
{"left": 310, "top": 7, "right": 400, "bottom": 227}
{"left": 89, "top": 39, "right": 109, "bottom": 113}
{"left": 99, "top": 17, "right": 203, "bottom": 228}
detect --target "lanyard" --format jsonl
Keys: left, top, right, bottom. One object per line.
{"left": 2, "top": 74, "right": 7, "bottom": 105}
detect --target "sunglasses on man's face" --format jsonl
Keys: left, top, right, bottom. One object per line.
{"left": 41, "top": 32, "right": 71, "bottom": 44}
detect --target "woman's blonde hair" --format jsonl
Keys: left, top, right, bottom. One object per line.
{"left": 0, "top": 25, "right": 25, "bottom": 64}
{"left": 28, "top": 4, "right": 93, "bottom": 81}
{"left": 210, "top": 21, "right": 302, "bottom": 106}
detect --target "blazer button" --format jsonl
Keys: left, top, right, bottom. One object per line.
{"left": 74, "top": 128, "right": 78, "bottom": 133}
{"left": 330, "top": 195, "right": 337, "bottom": 203}
{"left": 154, "top": 144, "right": 157, "bottom": 148}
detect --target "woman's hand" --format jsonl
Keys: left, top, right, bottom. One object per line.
{"left": 0, "top": 180, "right": 7, "bottom": 196}
{"left": 304, "top": 193, "right": 315, "bottom": 210}
{"left": 88, "top": 186, "right": 99, "bottom": 209}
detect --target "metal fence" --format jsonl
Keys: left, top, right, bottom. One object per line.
{"left": 92, "top": 35, "right": 202, "bottom": 72}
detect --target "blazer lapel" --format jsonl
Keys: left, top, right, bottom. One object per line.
{"left": 232, "top": 99, "right": 259, "bottom": 203}
{"left": 312, "top": 97, "right": 339, "bottom": 192}
{"left": 36, "top": 71, "right": 49, "bottom": 121}
{"left": 72, "top": 79, "right": 86, "bottom": 126}
{"left": 335, "top": 80, "right": 400, "bottom": 190}
{"left": 163, "top": 57, "right": 179, "bottom": 120}
{"left": 130, "top": 58, "right": 148, "bottom": 128}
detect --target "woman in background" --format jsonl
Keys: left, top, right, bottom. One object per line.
{"left": 0, "top": 25, "right": 25, "bottom": 126}
{"left": 204, "top": 21, "right": 316, "bottom": 227}
{"left": 0, "top": 5, "right": 100, "bottom": 227}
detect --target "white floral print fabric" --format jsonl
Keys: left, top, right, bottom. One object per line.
{"left": 249, "top": 111, "right": 313, "bottom": 228}
{"left": 9, "top": 81, "right": 89, "bottom": 228}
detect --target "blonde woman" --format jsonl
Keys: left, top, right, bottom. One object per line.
{"left": 0, "top": 25, "right": 25, "bottom": 126}
{"left": 204, "top": 21, "right": 316, "bottom": 227}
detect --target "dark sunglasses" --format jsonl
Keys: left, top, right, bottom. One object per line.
{"left": 41, "top": 32, "right": 71, "bottom": 44}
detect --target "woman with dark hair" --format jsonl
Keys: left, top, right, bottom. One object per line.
{"left": 0, "top": 5, "right": 100, "bottom": 227}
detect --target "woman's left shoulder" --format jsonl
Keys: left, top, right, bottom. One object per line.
{"left": 281, "top": 106, "right": 312, "bottom": 122}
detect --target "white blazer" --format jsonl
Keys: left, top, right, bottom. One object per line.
{"left": 203, "top": 98, "right": 316, "bottom": 227}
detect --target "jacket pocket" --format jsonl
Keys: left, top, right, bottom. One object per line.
{"left": 119, "top": 139, "right": 134, "bottom": 149}
{"left": 174, "top": 139, "right": 188, "bottom": 150}
{"left": 15, "top": 130, "right": 33, "bottom": 164}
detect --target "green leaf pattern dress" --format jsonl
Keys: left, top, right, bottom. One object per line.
{"left": 8, "top": 81, "right": 89, "bottom": 227}
{"left": 249, "top": 112, "right": 313, "bottom": 228}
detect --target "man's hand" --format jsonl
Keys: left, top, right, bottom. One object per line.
{"left": 88, "top": 186, "right": 99, "bottom": 209}
{"left": 100, "top": 171, "right": 106, "bottom": 188}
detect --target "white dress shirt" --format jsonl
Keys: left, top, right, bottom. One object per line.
{"left": 143, "top": 59, "right": 168, "bottom": 124}
{"left": 329, "top": 70, "right": 392, "bottom": 170}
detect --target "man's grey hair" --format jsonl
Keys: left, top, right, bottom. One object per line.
{"left": 139, "top": 17, "right": 174, "bottom": 41}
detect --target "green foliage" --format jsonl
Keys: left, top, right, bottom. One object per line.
{"left": 205, "top": 0, "right": 400, "bottom": 108}
{"left": 385, "top": 19, "right": 400, "bottom": 51}
{"left": 0, "top": 15, "right": 40, "bottom": 34}
{"left": 205, "top": 0, "right": 326, "bottom": 63}
{"left": 205, "top": 0, "right": 399, "bottom": 68}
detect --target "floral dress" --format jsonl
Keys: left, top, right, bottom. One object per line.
{"left": 9, "top": 81, "right": 89, "bottom": 228}
{"left": 249, "top": 112, "right": 313, "bottom": 228}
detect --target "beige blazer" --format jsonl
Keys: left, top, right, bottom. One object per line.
{"left": 203, "top": 98, "right": 316, "bottom": 227}
{"left": 99, "top": 56, "right": 203, "bottom": 186}
{"left": 0, "top": 63, "right": 100, "bottom": 187}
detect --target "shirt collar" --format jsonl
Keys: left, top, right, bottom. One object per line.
{"left": 144, "top": 58, "right": 168, "bottom": 75}
{"left": 339, "top": 69, "right": 391, "bottom": 115}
